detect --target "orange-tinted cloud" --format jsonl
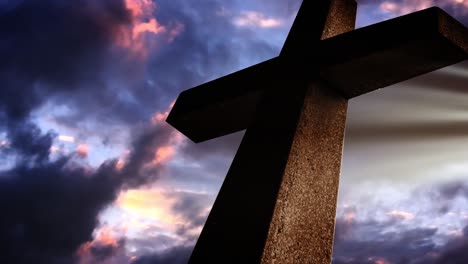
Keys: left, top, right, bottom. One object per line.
{"left": 343, "top": 212, "right": 356, "bottom": 224}
{"left": 76, "top": 226, "right": 123, "bottom": 263}
{"left": 114, "top": 0, "right": 166, "bottom": 58}
{"left": 152, "top": 112, "right": 168, "bottom": 124}
{"left": 149, "top": 101, "right": 184, "bottom": 166}
{"left": 154, "top": 145, "right": 176, "bottom": 165}
{"left": 125, "top": 0, "right": 153, "bottom": 17}
{"left": 374, "top": 258, "right": 390, "bottom": 264}
{"left": 76, "top": 144, "right": 89, "bottom": 158}
{"left": 115, "top": 0, "right": 184, "bottom": 59}
{"left": 132, "top": 18, "right": 166, "bottom": 38}
{"left": 151, "top": 100, "right": 175, "bottom": 125}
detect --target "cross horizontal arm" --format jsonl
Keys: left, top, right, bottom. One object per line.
{"left": 317, "top": 7, "right": 468, "bottom": 98}
{"left": 166, "top": 57, "right": 279, "bottom": 143}
{"left": 167, "top": 7, "right": 468, "bottom": 143}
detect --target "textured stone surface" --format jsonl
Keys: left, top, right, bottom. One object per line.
{"left": 321, "top": 0, "right": 356, "bottom": 39}
{"left": 188, "top": 78, "right": 310, "bottom": 263}
{"left": 261, "top": 82, "right": 347, "bottom": 264}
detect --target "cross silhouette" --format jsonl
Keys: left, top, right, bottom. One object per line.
{"left": 167, "top": 0, "right": 468, "bottom": 263}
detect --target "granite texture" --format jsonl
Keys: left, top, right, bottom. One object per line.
{"left": 321, "top": 0, "right": 356, "bottom": 39}
{"left": 261, "top": 81, "right": 347, "bottom": 264}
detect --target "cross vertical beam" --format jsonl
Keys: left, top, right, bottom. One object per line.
{"left": 261, "top": 81, "right": 347, "bottom": 263}
{"left": 188, "top": 76, "right": 312, "bottom": 263}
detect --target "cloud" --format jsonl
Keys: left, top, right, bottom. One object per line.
{"left": 76, "top": 144, "right": 90, "bottom": 158}
{"left": 376, "top": 0, "right": 468, "bottom": 23}
{"left": 0, "top": 102, "right": 183, "bottom": 263}
{"left": 0, "top": 148, "right": 120, "bottom": 263}
{"left": 77, "top": 228, "right": 128, "bottom": 264}
{"left": 332, "top": 180, "right": 468, "bottom": 264}
{"left": 118, "top": 0, "right": 171, "bottom": 59}
{"left": 133, "top": 245, "right": 192, "bottom": 264}
{"left": 0, "top": 0, "right": 185, "bottom": 132}
{"left": 58, "top": 135, "right": 76, "bottom": 143}
{"left": 0, "top": 0, "right": 130, "bottom": 122}
{"left": 233, "top": 11, "right": 283, "bottom": 28}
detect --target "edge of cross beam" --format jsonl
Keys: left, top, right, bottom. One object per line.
{"left": 317, "top": 7, "right": 468, "bottom": 98}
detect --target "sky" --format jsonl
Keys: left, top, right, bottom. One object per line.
{"left": 0, "top": 0, "right": 467, "bottom": 263}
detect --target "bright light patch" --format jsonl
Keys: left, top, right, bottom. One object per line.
{"left": 379, "top": 0, "right": 468, "bottom": 17}
{"left": 117, "top": 189, "right": 178, "bottom": 224}
{"left": 50, "top": 146, "right": 61, "bottom": 153}
{"left": 0, "top": 140, "right": 9, "bottom": 148}
{"left": 58, "top": 135, "right": 75, "bottom": 143}
{"left": 387, "top": 210, "right": 415, "bottom": 220}
{"left": 233, "top": 11, "right": 283, "bottom": 28}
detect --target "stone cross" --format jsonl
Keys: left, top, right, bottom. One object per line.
{"left": 166, "top": 0, "right": 468, "bottom": 263}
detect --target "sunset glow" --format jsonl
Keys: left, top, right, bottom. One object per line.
{"left": 76, "top": 144, "right": 89, "bottom": 158}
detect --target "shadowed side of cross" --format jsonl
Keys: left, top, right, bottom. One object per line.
{"left": 166, "top": 0, "right": 468, "bottom": 263}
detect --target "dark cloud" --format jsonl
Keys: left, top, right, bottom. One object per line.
{"left": 120, "top": 121, "right": 176, "bottom": 187}
{"left": 170, "top": 191, "right": 212, "bottom": 241}
{"left": 432, "top": 226, "right": 468, "bottom": 264}
{"left": 0, "top": 151, "right": 120, "bottom": 263}
{"left": 0, "top": 118, "right": 176, "bottom": 263}
{"left": 0, "top": 0, "right": 132, "bottom": 122}
{"left": 3, "top": 121, "right": 55, "bottom": 164}
{"left": 134, "top": 246, "right": 193, "bottom": 264}
{"left": 88, "top": 239, "right": 126, "bottom": 262}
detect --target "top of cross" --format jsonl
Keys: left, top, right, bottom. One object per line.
{"left": 281, "top": 0, "right": 357, "bottom": 56}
